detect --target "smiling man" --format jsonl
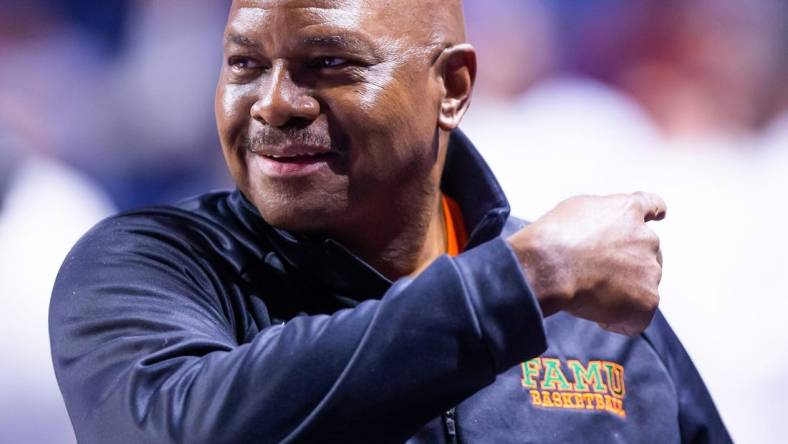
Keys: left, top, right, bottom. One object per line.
{"left": 217, "top": 0, "right": 475, "bottom": 279}
{"left": 50, "top": 1, "right": 730, "bottom": 443}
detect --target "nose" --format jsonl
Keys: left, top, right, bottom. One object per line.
{"left": 251, "top": 62, "right": 320, "bottom": 128}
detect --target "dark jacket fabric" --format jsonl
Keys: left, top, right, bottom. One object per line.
{"left": 50, "top": 131, "right": 730, "bottom": 443}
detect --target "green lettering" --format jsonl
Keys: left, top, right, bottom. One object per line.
{"left": 541, "top": 358, "right": 572, "bottom": 391}
{"left": 568, "top": 360, "right": 607, "bottom": 393}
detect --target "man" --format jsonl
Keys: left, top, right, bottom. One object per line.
{"left": 50, "top": 1, "right": 730, "bottom": 442}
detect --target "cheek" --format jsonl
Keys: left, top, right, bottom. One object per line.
{"left": 215, "top": 81, "right": 259, "bottom": 189}
{"left": 357, "top": 62, "right": 428, "bottom": 125}
{"left": 216, "top": 81, "right": 257, "bottom": 148}
{"left": 334, "top": 69, "right": 439, "bottom": 175}
{"left": 355, "top": 65, "right": 398, "bottom": 113}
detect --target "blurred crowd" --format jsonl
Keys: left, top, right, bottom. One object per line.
{"left": 0, "top": 0, "right": 786, "bottom": 442}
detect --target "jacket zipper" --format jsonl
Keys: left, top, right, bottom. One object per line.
{"left": 443, "top": 408, "right": 459, "bottom": 444}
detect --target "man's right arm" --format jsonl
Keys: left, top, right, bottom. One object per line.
{"left": 51, "top": 192, "right": 666, "bottom": 443}
{"left": 49, "top": 214, "right": 547, "bottom": 444}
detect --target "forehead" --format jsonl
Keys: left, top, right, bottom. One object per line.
{"left": 232, "top": 0, "right": 356, "bottom": 8}
{"left": 225, "top": 0, "right": 430, "bottom": 50}
{"left": 228, "top": 0, "right": 377, "bottom": 34}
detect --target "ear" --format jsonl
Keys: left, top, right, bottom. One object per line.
{"left": 435, "top": 43, "right": 477, "bottom": 131}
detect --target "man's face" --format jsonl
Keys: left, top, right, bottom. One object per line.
{"left": 216, "top": 0, "right": 445, "bottom": 233}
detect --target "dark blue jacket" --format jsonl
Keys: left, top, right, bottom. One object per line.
{"left": 50, "top": 131, "right": 730, "bottom": 443}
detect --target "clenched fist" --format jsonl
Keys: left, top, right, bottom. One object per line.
{"left": 508, "top": 192, "right": 666, "bottom": 336}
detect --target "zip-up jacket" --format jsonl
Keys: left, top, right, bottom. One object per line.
{"left": 50, "top": 131, "right": 731, "bottom": 443}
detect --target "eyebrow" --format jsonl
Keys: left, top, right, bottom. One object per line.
{"left": 225, "top": 33, "right": 260, "bottom": 49}
{"left": 301, "top": 35, "right": 375, "bottom": 55}
{"left": 225, "top": 31, "right": 376, "bottom": 55}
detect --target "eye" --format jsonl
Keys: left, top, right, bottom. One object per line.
{"left": 228, "top": 56, "right": 263, "bottom": 72}
{"left": 313, "top": 56, "right": 350, "bottom": 69}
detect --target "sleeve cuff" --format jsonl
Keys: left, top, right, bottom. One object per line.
{"left": 451, "top": 237, "right": 548, "bottom": 373}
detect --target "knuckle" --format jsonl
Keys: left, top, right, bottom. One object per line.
{"left": 558, "top": 195, "right": 581, "bottom": 209}
{"left": 628, "top": 193, "right": 644, "bottom": 210}
{"left": 653, "top": 193, "right": 668, "bottom": 211}
{"left": 639, "top": 287, "right": 660, "bottom": 311}
{"left": 652, "top": 290, "right": 661, "bottom": 307}
{"left": 639, "top": 298, "right": 655, "bottom": 315}
{"left": 567, "top": 194, "right": 592, "bottom": 206}
{"left": 564, "top": 195, "right": 582, "bottom": 205}
{"left": 631, "top": 191, "right": 646, "bottom": 198}
{"left": 640, "top": 225, "right": 660, "bottom": 244}
{"left": 649, "top": 292, "right": 660, "bottom": 311}
{"left": 649, "top": 229, "right": 661, "bottom": 246}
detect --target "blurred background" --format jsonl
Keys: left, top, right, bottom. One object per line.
{"left": 0, "top": 0, "right": 785, "bottom": 442}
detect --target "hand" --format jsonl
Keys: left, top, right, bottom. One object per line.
{"left": 507, "top": 192, "right": 666, "bottom": 336}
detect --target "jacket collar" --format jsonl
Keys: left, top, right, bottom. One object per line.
{"left": 231, "top": 129, "right": 511, "bottom": 301}
{"left": 441, "top": 129, "right": 511, "bottom": 250}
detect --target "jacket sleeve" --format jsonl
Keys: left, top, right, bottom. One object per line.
{"left": 642, "top": 310, "right": 733, "bottom": 444}
{"left": 49, "top": 215, "right": 547, "bottom": 444}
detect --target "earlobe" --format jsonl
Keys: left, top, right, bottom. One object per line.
{"left": 437, "top": 43, "right": 477, "bottom": 131}
{"left": 438, "top": 98, "right": 464, "bottom": 131}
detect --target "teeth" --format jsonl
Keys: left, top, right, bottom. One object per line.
{"left": 268, "top": 152, "right": 323, "bottom": 159}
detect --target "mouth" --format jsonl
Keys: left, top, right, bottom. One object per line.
{"left": 261, "top": 151, "right": 336, "bottom": 162}
{"left": 250, "top": 144, "right": 339, "bottom": 177}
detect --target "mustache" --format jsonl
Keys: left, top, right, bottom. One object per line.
{"left": 240, "top": 126, "right": 333, "bottom": 152}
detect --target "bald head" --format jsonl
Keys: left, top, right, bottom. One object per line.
{"left": 398, "top": 0, "right": 467, "bottom": 46}
{"left": 229, "top": 0, "right": 467, "bottom": 50}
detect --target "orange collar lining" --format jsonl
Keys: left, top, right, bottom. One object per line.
{"left": 441, "top": 194, "right": 467, "bottom": 257}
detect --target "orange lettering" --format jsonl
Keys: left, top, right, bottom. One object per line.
{"left": 541, "top": 391, "right": 554, "bottom": 407}
{"left": 529, "top": 390, "right": 542, "bottom": 406}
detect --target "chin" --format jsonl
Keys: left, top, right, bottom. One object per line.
{"left": 252, "top": 191, "right": 349, "bottom": 234}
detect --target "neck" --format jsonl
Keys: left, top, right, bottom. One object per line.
{"left": 333, "top": 181, "right": 448, "bottom": 280}
{"left": 405, "top": 191, "right": 448, "bottom": 277}
{"left": 344, "top": 191, "right": 446, "bottom": 280}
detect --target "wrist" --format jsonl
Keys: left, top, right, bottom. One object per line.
{"left": 506, "top": 227, "right": 573, "bottom": 317}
